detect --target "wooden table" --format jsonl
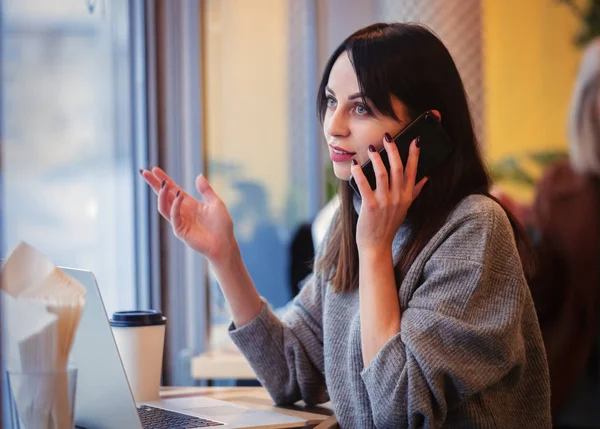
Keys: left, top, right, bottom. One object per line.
{"left": 191, "top": 323, "right": 255, "bottom": 380}
{"left": 161, "top": 386, "right": 337, "bottom": 428}
{"left": 191, "top": 342, "right": 256, "bottom": 380}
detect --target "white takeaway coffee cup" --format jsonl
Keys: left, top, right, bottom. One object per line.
{"left": 110, "top": 310, "right": 167, "bottom": 402}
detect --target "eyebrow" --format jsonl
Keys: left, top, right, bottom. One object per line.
{"left": 325, "top": 86, "right": 364, "bottom": 101}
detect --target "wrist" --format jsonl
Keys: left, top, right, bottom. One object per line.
{"left": 210, "top": 239, "right": 242, "bottom": 272}
{"left": 207, "top": 239, "right": 263, "bottom": 328}
{"left": 358, "top": 245, "right": 393, "bottom": 264}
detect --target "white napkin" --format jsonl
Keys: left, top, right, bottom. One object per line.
{"left": 1, "top": 242, "right": 86, "bottom": 429}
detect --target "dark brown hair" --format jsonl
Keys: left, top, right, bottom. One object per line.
{"left": 315, "top": 23, "right": 534, "bottom": 293}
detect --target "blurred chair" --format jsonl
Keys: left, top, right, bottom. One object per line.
{"left": 290, "top": 223, "right": 315, "bottom": 298}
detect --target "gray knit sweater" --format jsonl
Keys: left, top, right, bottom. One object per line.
{"left": 229, "top": 194, "right": 552, "bottom": 428}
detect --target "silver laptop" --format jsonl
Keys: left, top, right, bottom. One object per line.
{"left": 67, "top": 267, "right": 307, "bottom": 429}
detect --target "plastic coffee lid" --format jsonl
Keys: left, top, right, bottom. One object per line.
{"left": 109, "top": 310, "right": 167, "bottom": 327}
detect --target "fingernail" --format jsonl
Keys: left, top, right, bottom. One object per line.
{"left": 176, "top": 190, "right": 181, "bottom": 197}
{"left": 149, "top": 165, "right": 155, "bottom": 170}
{"left": 415, "top": 137, "right": 421, "bottom": 149}
{"left": 161, "top": 180, "right": 166, "bottom": 188}
{"left": 139, "top": 169, "right": 144, "bottom": 175}
{"left": 384, "top": 133, "right": 392, "bottom": 142}
{"left": 368, "top": 145, "right": 375, "bottom": 152}
{"left": 351, "top": 159, "right": 358, "bottom": 166}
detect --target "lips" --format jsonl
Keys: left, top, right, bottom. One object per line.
{"left": 329, "top": 144, "right": 356, "bottom": 163}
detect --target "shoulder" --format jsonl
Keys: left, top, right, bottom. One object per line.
{"left": 407, "top": 195, "right": 530, "bottom": 321}
{"left": 445, "top": 193, "right": 513, "bottom": 238}
{"left": 426, "top": 194, "right": 520, "bottom": 270}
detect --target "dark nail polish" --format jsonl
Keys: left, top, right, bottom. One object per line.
{"left": 149, "top": 165, "right": 155, "bottom": 170}
{"left": 176, "top": 190, "right": 181, "bottom": 197}
{"left": 368, "top": 145, "right": 375, "bottom": 152}
{"left": 416, "top": 137, "right": 421, "bottom": 148}
{"left": 161, "top": 180, "right": 166, "bottom": 188}
{"left": 351, "top": 159, "right": 358, "bottom": 166}
{"left": 139, "top": 169, "right": 144, "bottom": 175}
{"left": 384, "top": 133, "right": 392, "bottom": 142}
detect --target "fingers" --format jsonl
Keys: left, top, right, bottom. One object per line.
{"left": 151, "top": 166, "right": 175, "bottom": 184}
{"left": 140, "top": 169, "right": 162, "bottom": 194}
{"left": 140, "top": 167, "right": 179, "bottom": 200}
{"left": 170, "top": 190, "right": 184, "bottom": 236}
{"left": 403, "top": 138, "right": 420, "bottom": 190}
{"left": 367, "top": 144, "right": 389, "bottom": 194}
{"left": 412, "top": 176, "right": 429, "bottom": 200}
{"left": 151, "top": 166, "right": 182, "bottom": 200}
{"left": 140, "top": 167, "right": 175, "bottom": 221}
{"left": 195, "top": 174, "right": 220, "bottom": 203}
{"left": 383, "top": 133, "right": 404, "bottom": 194}
{"left": 158, "top": 180, "right": 174, "bottom": 221}
{"left": 383, "top": 134, "right": 426, "bottom": 201}
{"left": 350, "top": 161, "right": 375, "bottom": 205}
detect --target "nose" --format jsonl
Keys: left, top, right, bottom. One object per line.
{"left": 325, "top": 107, "right": 350, "bottom": 139}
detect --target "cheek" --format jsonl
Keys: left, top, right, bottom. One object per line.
{"left": 354, "top": 129, "right": 383, "bottom": 161}
{"left": 322, "top": 112, "right": 332, "bottom": 136}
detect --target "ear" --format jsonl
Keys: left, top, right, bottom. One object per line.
{"left": 430, "top": 109, "right": 442, "bottom": 120}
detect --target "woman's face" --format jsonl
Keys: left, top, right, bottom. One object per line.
{"left": 323, "top": 51, "right": 411, "bottom": 180}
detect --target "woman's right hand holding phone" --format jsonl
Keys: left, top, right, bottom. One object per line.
{"left": 140, "top": 167, "right": 237, "bottom": 266}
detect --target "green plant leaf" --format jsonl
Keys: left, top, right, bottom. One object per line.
{"left": 528, "top": 150, "right": 568, "bottom": 166}
{"left": 488, "top": 157, "right": 536, "bottom": 186}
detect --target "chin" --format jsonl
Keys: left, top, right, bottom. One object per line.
{"left": 332, "top": 165, "right": 351, "bottom": 181}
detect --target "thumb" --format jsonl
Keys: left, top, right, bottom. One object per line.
{"left": 195, "top": 174, "right": 219, "bottom": 203}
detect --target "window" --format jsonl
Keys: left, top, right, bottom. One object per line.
{"left": 202, "top": 0, "right": 322, "bottom": 337}
{"left": 1, "top": 0, "right": 147, "bottom": 317}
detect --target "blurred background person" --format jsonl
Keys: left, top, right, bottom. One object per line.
{"left": 495, "top": 38, "right": 600, "bottom": 428}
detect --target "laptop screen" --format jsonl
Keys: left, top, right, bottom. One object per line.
{"left": 66, "top": 267, "right": 143, "bottom": 429}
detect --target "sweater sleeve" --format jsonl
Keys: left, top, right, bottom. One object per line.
{"left": 360, "top": 208, "right": 547, "bottom": 428}
{"left": 228, "top": 270, "right": 329, "bottom": 406}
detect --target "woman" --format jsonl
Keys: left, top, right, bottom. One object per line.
{"left": 142, "top": 23, "right": 551, "bottom": 428}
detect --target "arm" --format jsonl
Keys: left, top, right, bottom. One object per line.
{"left": 358, "top": 247, "right": 401, "bottom": 367}
{"left": 349, "top": 134, "right": 427, "bottom": 369}
{"left": 141, "top": 167, "right": 329, "bottom": 406}
{"left": 228, "top": 220, "right": 337, "bottom": 406}
{"left": 140, "top": 167, "right": 263, "bottom": 327}
{"left": 209, "top": 245, "right": 263, "bottom": 328}
{"left": 228, "top": 271, "right": 329, "bottom": 406}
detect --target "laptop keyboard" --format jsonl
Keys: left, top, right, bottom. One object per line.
{"left": 138, "top": 405, "right": 224, "bottom": 428}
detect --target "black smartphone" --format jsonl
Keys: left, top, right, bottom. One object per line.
{"left": 349, "top": 110, "right": 455, "bottom": 196}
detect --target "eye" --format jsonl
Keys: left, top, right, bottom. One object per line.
{"left": 326, "top": 95, "right": 336, "bottom": 108}
{"left": 355, "top": 104, "right": 368, "bottom": 116}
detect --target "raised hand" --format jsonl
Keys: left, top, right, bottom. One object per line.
{"left": 140, "top": 167, "right": 236, "bottom": 264}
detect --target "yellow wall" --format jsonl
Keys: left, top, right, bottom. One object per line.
{"left": 203, "top": 0, "right": 290, "bottom": 217}
{"left": 483, "top": 0, "right": 583, "bottom": 197}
